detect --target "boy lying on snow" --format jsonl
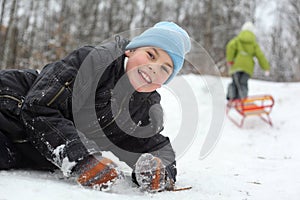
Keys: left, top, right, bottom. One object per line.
{"left": 0, "top": 21, "right": 191, "bottom": 192}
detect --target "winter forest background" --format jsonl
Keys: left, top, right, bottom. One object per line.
{"left": 0, "top": 0, "right": 299, "bottom": 82}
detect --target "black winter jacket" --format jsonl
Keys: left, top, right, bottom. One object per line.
{"left": 0, "top": 38, "right": 177, "bottom": 181}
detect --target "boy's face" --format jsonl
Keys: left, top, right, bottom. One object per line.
{"left": 125, "top": 47, "right": 173, "bottom": 93}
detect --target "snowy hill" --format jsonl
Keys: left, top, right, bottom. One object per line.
{"left": 1, "top": 75, "right": 299, "bottom": 200}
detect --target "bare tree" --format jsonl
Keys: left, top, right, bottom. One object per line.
{"left": 2, "top": 0, "right": 17, "bottom": 69}
{"left": 89, "top": 0, "right": 101, "bottom": 41}
{"left": 240, "top": 0, "right": 256, "bottom": 22}
{"left": 285, "top": 0, "right": 300, "bottom": 81}
{"left": 0, "top": 0, "right": 6, "bottom": 27}
{"left": 204, "top": 0, "right": 213, "bottom": 54}
{"left": 268, "top": 4, "right": 293, "bottom": 82}
{"left": 0, "top": 0, "right": 297, "bottom": 81}
{"left": 0, "top": 0, "right": 7, "bottom": 65}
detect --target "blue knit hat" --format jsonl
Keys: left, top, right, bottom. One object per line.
{"left": 126, "top": 21, "right": 191, "bottom": 84}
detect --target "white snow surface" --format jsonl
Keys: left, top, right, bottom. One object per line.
{"left": 1, "top": 74, "right": 299, "bottom": 200}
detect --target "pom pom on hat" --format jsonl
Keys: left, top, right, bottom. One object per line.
{"left": 241, "top": 21, "right": 255, "bottom": 33}
{"left": 126, "top": 21, "right": 191, "bottom": 84}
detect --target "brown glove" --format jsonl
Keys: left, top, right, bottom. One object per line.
{"left": 74, "top": 155, "right": 118, "bottom": 190}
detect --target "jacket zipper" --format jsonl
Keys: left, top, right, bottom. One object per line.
{"left": 47, "top": 80, "right": 73, "bottom": 106}
{"left": 88, "top": 95, "right": 127, "bottom": 135}
{"left": 102, "top": 96, "right": 126, "bottom": 130}
{"left": 0, "top": 94, "right": 23, "bottom": 107}
{"left": 0, "top": 94, "right": 28, "bottom": 143}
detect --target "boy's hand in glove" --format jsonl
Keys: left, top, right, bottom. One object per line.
{"left": 134, "top": 153, "right": 175, "bottom": 192}
{"left": 227, "top": 61, "right": 234, "bottom": 67}
{"left": 73, "top": 155, "right": 119, "bottom": 191}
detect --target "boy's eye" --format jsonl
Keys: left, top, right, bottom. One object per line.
{"left": 147, "top": 52, "right": 155, "bottom": 60}
{"left": 161, "top": 65, "right": 170, "bottom": 74}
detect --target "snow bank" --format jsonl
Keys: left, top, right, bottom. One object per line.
{"left": 1, "top": 75, "right": 299, "bottom": 200}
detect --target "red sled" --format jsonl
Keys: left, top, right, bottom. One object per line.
{"left": 226, "top": 95, "right": 275, "bottom": 128}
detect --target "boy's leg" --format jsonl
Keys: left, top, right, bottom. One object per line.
{"left": 232, "top": 72, "right": 249, "bottom": 99}
{"left": 0, "top": 131, "right": 19, "bottom": 169}
{"left": 227, "top": 76, "right": 238, "bottom": 100}
{"left": 232, "top": 72, "right": 241, "bottom": 99}
{"left": 239, "top": 72, "right": 250, "bottom": 98}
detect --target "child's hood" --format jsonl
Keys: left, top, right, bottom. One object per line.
{"left": 238, "top": 30, "right": 256, "bottom": 43}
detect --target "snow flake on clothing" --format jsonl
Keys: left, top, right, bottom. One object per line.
{"left": 52, "top": 144, "right": 76, "bottom": 176}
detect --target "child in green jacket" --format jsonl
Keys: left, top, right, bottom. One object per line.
{"left": 226, "top": 21, "right": 270, "bottom": 100}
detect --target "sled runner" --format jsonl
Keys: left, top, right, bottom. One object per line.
{"left": 226, "top": 95, "right": 274, "bottom": 128}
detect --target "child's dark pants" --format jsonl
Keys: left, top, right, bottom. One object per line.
{"left": 0, "top": 131, "right": 19, "bottom": 169}
{"left": 227, "top": 72, "right": 250, "bottom": 100}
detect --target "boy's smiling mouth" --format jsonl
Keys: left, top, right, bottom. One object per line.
{"left": 138, "top": 69, "right": 152, "bottom": 84}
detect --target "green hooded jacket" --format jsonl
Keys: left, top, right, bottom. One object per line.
{"left": 226, "top": 30, "right": 270, "bottom": 76}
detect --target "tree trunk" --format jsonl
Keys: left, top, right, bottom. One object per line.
{"left": 0, "top": 0, "right": 7, "bottom": 30}
{"left": 6, "top": 25, "right": 18, "bottom": 68}
{"left": 204, "top": 0, "right": 213, "bottom": 54}
{"left": 21, "top": 0, "right": 34, "bottom": 59}
{"left": 2, "top": 0, "right": 17, "bottom": 69}
{"left": 0, "top": 0, "right": 7, "bottom": 66}
{"left": 28, "top": 1, "right": 39, "bottom": 61}
{"left": 89, "top": 0, "right": 101, "bottom": 41}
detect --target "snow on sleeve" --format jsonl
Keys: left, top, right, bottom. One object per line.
{"left": 52, "top": 144, "right": 76, "bottom": 177}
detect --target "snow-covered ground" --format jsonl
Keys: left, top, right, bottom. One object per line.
{"left": 1, "top": 74, "right": 299, "bottom": 200}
